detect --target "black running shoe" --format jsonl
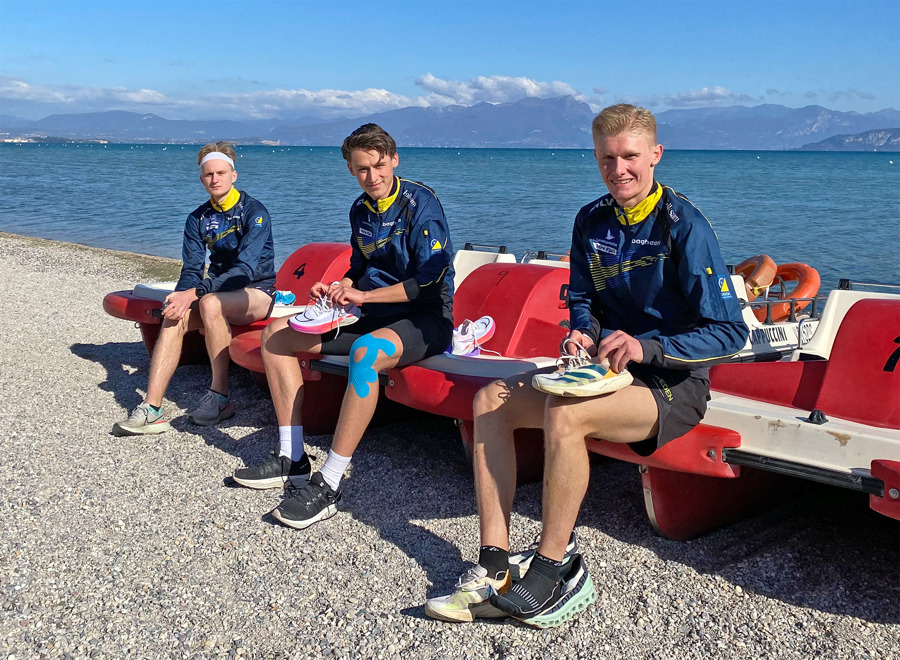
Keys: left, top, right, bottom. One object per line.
{"left": 272, "top": 472, "right": 341, "bottom": 530}
{"left": 233, "top": 452, "right": 310, "bottom": 489}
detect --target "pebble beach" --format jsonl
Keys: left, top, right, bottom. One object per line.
{"left": 0, "top": 231, "right": 897, "bottom": 660}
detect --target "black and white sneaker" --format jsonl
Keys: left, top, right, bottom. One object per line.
{"left": 272, "top": 472, "right": 341, "bottom": 530}
{"left": 233, "top": 452, "right": 311, "bottom": 489}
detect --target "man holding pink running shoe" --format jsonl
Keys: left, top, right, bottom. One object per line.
{"left": 231, "top": 123, "right": 455, "bottom": 531}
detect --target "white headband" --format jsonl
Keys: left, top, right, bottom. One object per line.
{"left": 199, "top": 152, "right": 235, "bottom": 169}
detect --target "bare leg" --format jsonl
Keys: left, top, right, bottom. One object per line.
{"left": 200, "top": 288, "right": 273, "bottom": 395}
{"left": 330, "top": 329, "right": 403, "bottom": 457}
{"left": 144, "top": 309, "right": 203, "bottom": 407}
{"left": 472, "top": 371, "right": 551, "bottom": 550}
{"left": 261, "top": 317, "right": 322, "bottom": 426}
{"left": 537, "top": 385, "right": 658, "bottom": 560}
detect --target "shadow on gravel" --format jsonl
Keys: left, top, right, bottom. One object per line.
{"left": 71, "top": 340, "right": 282, "bottom": 462}
{"left": 576, "top": 457, "right": 900, "bottom": 624}
{"left": 72, "top": 340, "right": 153, "bottom": 411}
{"left": 300, "top": 416, "right": 491, "bottom": 596}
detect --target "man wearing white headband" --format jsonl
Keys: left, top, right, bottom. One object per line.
{"left": 113, "top": 141, "right": 277, "bottom": 436}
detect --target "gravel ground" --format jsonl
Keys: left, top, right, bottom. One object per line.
{"left": 0, "top": 232, "right": 897, "bottom": 660}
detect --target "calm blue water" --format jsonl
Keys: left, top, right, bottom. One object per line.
{"left": 1, "top": 143, "right": 898, "bottom": 291}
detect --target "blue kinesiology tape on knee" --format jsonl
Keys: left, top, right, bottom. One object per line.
{"left": 348, "top": 335, "right": 397, "bottom": 398}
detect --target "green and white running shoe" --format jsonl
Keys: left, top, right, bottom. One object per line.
{"left": 492, "top": 553, "right": 598, "bottom": 629}
{"left": 532, "top": 339, "right": 633, "bottom": 397}
{"left": 425, "top": 565, "right": 511, "bottom": 623}
{"left": 112, "top": 402, "right": 171, "bottom": 436}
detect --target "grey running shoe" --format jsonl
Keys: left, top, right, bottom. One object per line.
{"left": 112, "top": 402, "right": 171, "bottom": 436}
{"left": 272, "top": 472, "right": 341, "bottom": 530}
{"left": 233, "top": 452, "right": 311, "bottom": 489}
{"left": 188, "top": 390, "right": 235, "bottom": 426}
{"left": 491, "top": 553, "right": 597, "bottom": 629}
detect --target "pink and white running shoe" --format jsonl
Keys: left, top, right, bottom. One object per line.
{"left": 288, "top": 294, "right": 360, "bottom": 335}
{"left": 448, "top": 315, "right": 496, "bottom": 356}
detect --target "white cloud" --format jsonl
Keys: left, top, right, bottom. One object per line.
{"left": 0, "top": 75, "right": 423, "bottom": 119}
{"left": 616, "top": 86, "right": 762, "bottom": 110}
{"left": 414, "top": 73, "right": 596, "bottom": 107}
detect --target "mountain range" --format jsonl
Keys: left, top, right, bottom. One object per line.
{"left": 2, "top": 97, "right": 898, "bottom": 151}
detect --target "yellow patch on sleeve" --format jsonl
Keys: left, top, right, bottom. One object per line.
{"left": 706, "top": 267, "right": 712, "bottom": 275}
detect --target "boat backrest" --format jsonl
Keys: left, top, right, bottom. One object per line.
{"left": 796, "top": 289, "right": 900, "bottom": 360}
{"left": 521, "top": 257, "right": 570, "bottom": 269}
{"left": 453, "top": 262, "right": 570, "bottom": 359}
{"left": 133, "top": 281, "right": 176, "bottom": 302}
{"left": 521, "top": 251, "right": 571, "bottom": 269}
{"left": 452, "top": 248, "right": 517, "bottom": 290}
{"left": 276, "top": 243, "right": 352, "bottom": 299}
{"left": 813, "top": 298, "right": 900, "bottom": 429}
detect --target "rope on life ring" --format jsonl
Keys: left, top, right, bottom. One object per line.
{"left": 734, "top": 254, "right": 777, "bottom": 310}
{"left": 767, "top": 262, "right": 821, "bottom": 323}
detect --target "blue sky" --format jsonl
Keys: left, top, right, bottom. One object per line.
{"left": 1, "top": 0, "right": 898, "bottom": 120}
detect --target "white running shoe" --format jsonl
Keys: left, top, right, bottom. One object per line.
{"left": 288, "top": 288, "right": 360, "bottom": 335}
{"left": 532, "top": 339, "right": 633, "bottom": 397}
{"left": 447, "top": 315, "right": 496, "bottom": 356}
{"left": 425, "top": 565, "right": 511, "bottom": 623}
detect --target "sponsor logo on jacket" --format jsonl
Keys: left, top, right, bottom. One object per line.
{"left": 590, "top": 229, "right": 618, "bottom": 255}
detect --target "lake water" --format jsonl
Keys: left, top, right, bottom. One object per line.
{"left": 1, "top": 143, "right": 898, "bottom": 291}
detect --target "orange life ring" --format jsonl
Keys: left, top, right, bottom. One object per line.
{"left": 734, "top": 254, "right": 777, "bottom": 305}
{"left": 766, "top": 262, "right": 821, "bottom": 323}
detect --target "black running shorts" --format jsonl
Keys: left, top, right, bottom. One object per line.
{"left": 317, "top": 312, "right": 453, "bottom": 368}
{"left": 626, "top": 365, "right": 711, "bottom": 457}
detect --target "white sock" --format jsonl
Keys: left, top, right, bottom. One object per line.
{"left": 319, "top": 449, "right": 351, "bottom": 491}
{"left": 278, "top": 425, "right": 305, "bottom": 462}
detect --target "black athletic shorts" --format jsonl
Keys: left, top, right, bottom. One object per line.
{"left": 252, "top": 284, "right": 277, "bottom": 319}
{"left": 255, "top": 283, "right": 277, "bottom": 298}
{"left": 626, "top": 365, "right": 711, "bottom": 457}
{"left": 317, "top": 311, "right": 453, "bottom": 368}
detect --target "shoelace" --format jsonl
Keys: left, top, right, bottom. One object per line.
{"left": 557, "top": 338, "right": 592, "bottom": 370}
{"left": 285, "top": 479, "right": 331, "bottom": 507}
{"left": 306, "top": 294, "right": 348, "bottom": 338}
{"left": 306, "top": 294, "right": 333, "bottom": 318}
{"left": 457, "top": 566, "right": 486, "bottom": 587}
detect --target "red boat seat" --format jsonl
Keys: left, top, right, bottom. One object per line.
{"left": 385, "top": 262, "right": 570, "bottom": 415}
{"left": 709, "top": 360, "right": 826, "bottom": 411}
{"left": 276, "top": 242, "right": 352, "bottom": 299}
{"left": 812, "top": 299, "right": 900, "bottom": 429}
{"left": 585, "top": 425, "right": 741, "bottom": 478}
{"left": 450, "top": 262, "right": 570, "bottom": 358}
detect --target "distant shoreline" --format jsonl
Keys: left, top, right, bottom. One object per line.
{"left": 3, "top": 139, "right": 898, "bottom": 152}
{"left": 0, "top": 231, "right": 182, "bottom": 281}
